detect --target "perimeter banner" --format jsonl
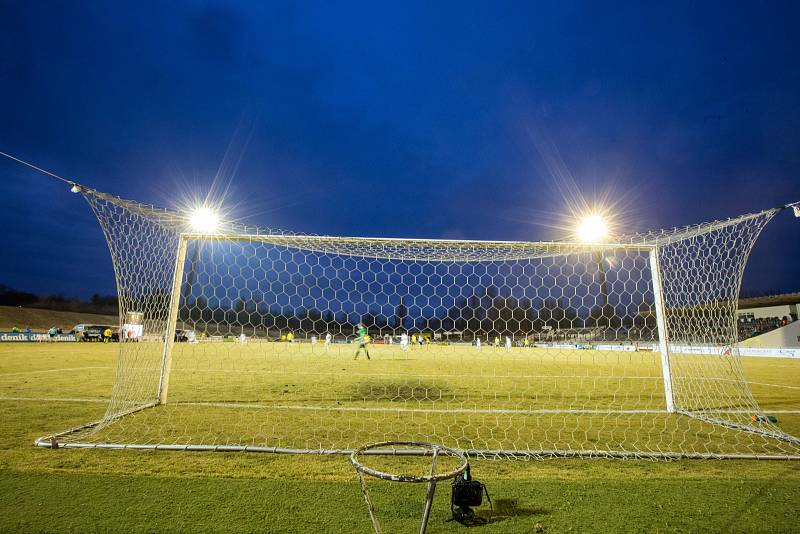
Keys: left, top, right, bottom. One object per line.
{"left": 0, "top": 332, "right": 77, "bottom": 342}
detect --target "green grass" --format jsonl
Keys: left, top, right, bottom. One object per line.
{"left": 32, "top": 340, "right": 800, "bottom": 457}
{"left": 0, "top": 343, "right": 799, "bottom": 532}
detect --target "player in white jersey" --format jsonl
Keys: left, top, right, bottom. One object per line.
{"left": 475, "top": 338, "right": 481, "bottom": 350}
{"left": 324, "top": 332, "right": 332, "bottom": 351}
{"left": 505, "top": 336, "right": 512, "bottom": 352}
{"left": 400, "top": 332, "right": 409, "bottom": 351}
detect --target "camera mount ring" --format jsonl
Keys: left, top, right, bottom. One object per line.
{"left": 350, "top": 440, "right": 468, "bottom": 483}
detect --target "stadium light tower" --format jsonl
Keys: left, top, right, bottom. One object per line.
{"left": 576, "top": 214, "right": 609, "bottom": 243}
{"left": 189, "top": 206, "right": 220, "bottom": 234}
{"left": 575, "top": 213, "right": 612, "bottom": 330}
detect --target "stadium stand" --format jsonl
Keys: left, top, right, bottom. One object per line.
{"left": 736, "top": 291, "right": 800, "bottom": 342}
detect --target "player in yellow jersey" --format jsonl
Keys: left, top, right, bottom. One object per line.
{"left": 354, "top": 323, "right": 371, "bottom": 360}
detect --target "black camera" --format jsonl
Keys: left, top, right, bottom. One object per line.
{"left": 452, "top": 475, "right": 485, "bottom": 507}
{"left": 450, "top": 465, "right": 492, "bottom": 525}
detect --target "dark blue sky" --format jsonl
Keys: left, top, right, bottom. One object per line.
{"left": 1, "top": 1, "right": 798, "bottom": 298}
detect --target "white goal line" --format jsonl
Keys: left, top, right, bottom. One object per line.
{"left": 174, "top": 401, "right": 668, "bottom": 415}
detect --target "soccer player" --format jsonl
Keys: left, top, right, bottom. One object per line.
{"left": 400, "top": 332, "right": 409, "bottom": 351}
{"left": 475, "top": 338, "right": 481, "bottom": 350}
{"left": 287, "top": 331, "right": 294, "bottom": 343}
{"left": 239, "top": 332, "right": 247, "bottom": 344}
{"left": 354, "top": 323, "right": 371, "bottom": 360}
{"left": 324, "top": 332, "right": 332, "bottom": 351}
{"left": 505, "top": 336, "right": 512, "bottom": 352}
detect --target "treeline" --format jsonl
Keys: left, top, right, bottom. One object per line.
{"left": 0, "top": 284, "right": 119, "bottom": 316}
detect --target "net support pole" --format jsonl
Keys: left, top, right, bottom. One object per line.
{"left": 649, "top": 246, "right": 675, "bottom": 413}
{"left": 158, "top": 234, "right": 188, "bottom": 405}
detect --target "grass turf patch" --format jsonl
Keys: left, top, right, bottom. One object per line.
{"left": 1, "top": 343, "right": 799, "bottom": 532}
{"left": 1, "top": 468, "right": 799, "bottom": 533}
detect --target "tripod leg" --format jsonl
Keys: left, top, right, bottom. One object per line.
{"left": 357, "top": 471, "right": 382, "bottom": 534}
{"left": 419, "top": 448, "right": 439, "bottom": 534}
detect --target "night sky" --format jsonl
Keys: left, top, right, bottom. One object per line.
{"left": 1, "top": 2, "right": 798, "bottom": 298}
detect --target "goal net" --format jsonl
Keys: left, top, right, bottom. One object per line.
{"left": 37, "top": 188, "right": 800, "bottom": 459}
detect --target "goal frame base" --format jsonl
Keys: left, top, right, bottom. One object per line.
{"left": 33, "top": 438, "right": 800, "bottom": 460}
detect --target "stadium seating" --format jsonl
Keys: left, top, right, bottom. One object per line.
{"left": 737, "top": 316, "right": 793, "bottom": 342}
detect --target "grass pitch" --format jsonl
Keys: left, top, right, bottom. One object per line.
{"left": 0, "top": 343, "right": 799, "bottom": 532}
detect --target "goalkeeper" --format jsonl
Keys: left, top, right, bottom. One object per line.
{"left": 353, "top": 322, "right": 371, "bottom": 360}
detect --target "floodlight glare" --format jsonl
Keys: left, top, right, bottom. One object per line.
{"left": 576, "top": 214, "right": 609, "bottom": 243}
{"left": 189, "top": 206, "right": 220, "bottom": 233}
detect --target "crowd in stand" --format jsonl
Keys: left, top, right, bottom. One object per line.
{"left": 737, "top": 315, "right": 794, "bottom": 341}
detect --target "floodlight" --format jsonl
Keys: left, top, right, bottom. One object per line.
{"left": 70, "top": 183, "right": 82, "bottom": 193}
{"left": 576, "top": 214, "right": 609, "bottom": 243}
{"left": 189, "top": 206, "right": 220, "bottom": 233}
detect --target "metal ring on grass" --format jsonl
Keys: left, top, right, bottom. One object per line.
{"left": 350, "top": 441, "right": 468, "bottom": 483}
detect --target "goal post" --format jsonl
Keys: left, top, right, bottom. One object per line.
{"left": 648, "top": 246, "right": 675, "bottom": 414}
{"left": 35, "top": 188, "right": 800, "bottom": 460}
{"left": 157, "top": 236, "right": 188, "bottom": 405}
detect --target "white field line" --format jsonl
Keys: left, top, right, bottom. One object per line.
{"left": 175, "top": 402, "right": 800, "bottom": 415}
{"left": 168, "top": 369, "right": 665, "bottom": 381}
{"left": 1, "top": 397, "right": 797, "bottom": 415}
{"left": 176, "top": 401, "right": 666, "bottom": 415}
{"left": 746, "top": 381, "right": 800, "bottom": 390}
{"left": 0, "top": 366, "right": 112, "bottom": 377}
{"left": 0, "top": 396, "right": 109, "bottom": 403}
{"left": 740, "top": 410, "right": 800, "bottom": 414}
{"left": 4, "top": 365, "right": 793, "bottom": 392}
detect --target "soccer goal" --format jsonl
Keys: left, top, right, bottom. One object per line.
{"left": 36, "top": 187, "right": 800, "bottom": 459}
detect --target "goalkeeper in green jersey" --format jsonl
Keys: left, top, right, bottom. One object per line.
{"left": 353, "top": 322, "right": 371, "bottom": 360}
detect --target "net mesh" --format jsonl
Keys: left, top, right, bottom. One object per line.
{"left": 40, "top": 188, "right": 800, "bottom": 459}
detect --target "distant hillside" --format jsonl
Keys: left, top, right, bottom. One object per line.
{"left": 0, "top": 306, "right": 117, "bottom": 331}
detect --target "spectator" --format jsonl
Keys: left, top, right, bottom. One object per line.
{"left": 24, "top": 327, "right": 31, "bottom": 335}
{"left": 11, "top": 326, "right": 20, "bottom": 333}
